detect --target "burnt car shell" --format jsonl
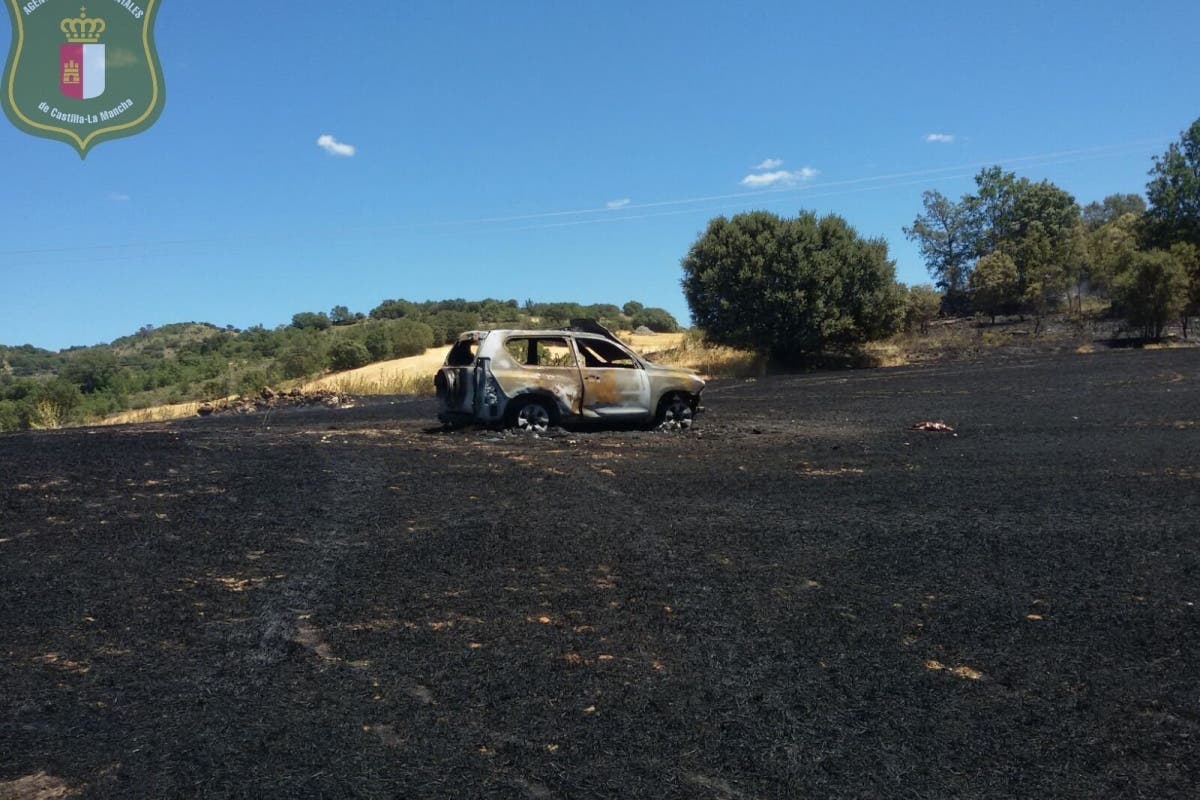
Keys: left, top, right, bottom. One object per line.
{"left": 434, "top": 321, "right": 704, "bottom": 429}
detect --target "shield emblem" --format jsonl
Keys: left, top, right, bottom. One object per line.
{"left": 2, "top": 0, "right": 165, "bottom": 158}
{"left": 60, "top": 42, "right": 105, "bottom": 100}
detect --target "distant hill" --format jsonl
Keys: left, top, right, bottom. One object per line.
{"left": 0, "top": 343, "right": 64, "bottom": 378}
{"left": 107, "top": 322, "right": 229, "bottom": 358}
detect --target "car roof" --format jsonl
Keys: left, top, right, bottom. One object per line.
{"left": 456, "top": 329, "right": 621, "bottom": 342}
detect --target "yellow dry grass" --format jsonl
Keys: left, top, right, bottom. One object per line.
{"left": 616, "top": 330, "right": 686, "bottom": 352}
{"left": 100, "top": 400, "right": 208, "bottom": 426}
{"left": 302, "top": 345, "right": 452, "bottom": 395}
{"left": 860, "top": 341, "right": 911, "bottom": 368}
{"left": 638, "top": 331, "right": 758, "bottom": 377}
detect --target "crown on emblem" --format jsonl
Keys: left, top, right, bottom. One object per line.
{"left": 61, "top": 7, "right": 106, "bottom": 44}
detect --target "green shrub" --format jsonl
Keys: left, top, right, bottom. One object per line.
{"left": 29, "top": 379, "right": 83, "bottom": 429}
{"left": 388, "top": 319, "right": 435, "bottom": 357}
{"left": 200, "top": 378, "right": 232, "bottom": 400}
{"left": 631, "top": 307, "right": 680, "bottom": 333}
{"left": 904, "top": 284, "right": 942, "bottom": 333}
{"left": 278, "top": 343, "right": 325, "bottom": 379}
{"left": 0, "top": 399, "right": 26, "bottom": 432}
{"left": 424, "top": 311, "right": 481, "bottom": 345}
{"left": 364, "top": 325, "right": 391, "bottom": 361}
{"left": 80, "top": 390, "right": 126, "bottom": 419}
{"left": 235, "top": 369, "right": 276, "bottom": 396}
{"left": 1112, "top": 249, "right": 1189, "bottom": 340}
{"left": 328, "top": 340, "right": 371, "bottom": 371}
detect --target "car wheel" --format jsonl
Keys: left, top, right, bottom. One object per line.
{"left": 655, "top": 393, "right": 694, "bottom": 431}
{"left": 509, "top": 397, "right": 554, "bottom": 433}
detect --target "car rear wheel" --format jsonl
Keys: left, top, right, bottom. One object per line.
{"left": 508, "top": 397, "right": 555, "bottom": 433}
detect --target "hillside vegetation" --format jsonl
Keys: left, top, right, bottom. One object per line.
{"left": 0, "top": 299, "right": 680, "bottom": 432}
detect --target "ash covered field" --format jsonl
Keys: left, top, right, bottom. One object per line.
{"left": 2, "top": 349, "right": 1198, "bottom": 799}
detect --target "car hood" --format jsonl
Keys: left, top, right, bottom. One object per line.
{"left": 643, "top": 362, "right": 706, "bottom": 390}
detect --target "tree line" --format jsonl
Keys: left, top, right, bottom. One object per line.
{"left": 683, "top": 117, "right": 1200, "bottom": 358}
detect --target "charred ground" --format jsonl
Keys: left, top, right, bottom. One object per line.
{"left": 1, "top": 348, "right": 1198, "bottom": 798}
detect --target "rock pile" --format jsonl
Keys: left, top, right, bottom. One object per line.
{"left": 197, "top": 388, "right": 354, "bottom": 417}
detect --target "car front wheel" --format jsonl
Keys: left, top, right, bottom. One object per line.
{"left": 654, "top": 393, "right": 695, "bottom": 431}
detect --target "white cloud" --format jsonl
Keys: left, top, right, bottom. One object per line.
{"left": 740, "top": 166, "right": 819, "bottom": 188}
{"left": 924, "top": 133, "right": 955, "bottom": 143}
{"left": 317, "top": 134, "right": 356, "bottom": 157}
{"left": 606, "top": 198, "right": 631, "bottom": 209}
{"left": 754, "top": 157, "right": 784, "bottom": 170}
{"left": 108, "top": 192, "right": 130, "bottom": 201}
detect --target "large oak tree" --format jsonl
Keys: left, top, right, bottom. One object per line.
{"left": 681, "top": 210, "right": 904, "bottom": 361}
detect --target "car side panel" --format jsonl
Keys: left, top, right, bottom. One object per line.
{"left": 488, "top": 342, "right": 583, "bottom": 418}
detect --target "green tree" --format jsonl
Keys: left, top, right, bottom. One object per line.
{"left": 681, "top": 210, "right": 904, "bottom": 361}
{"left": 585, "top": 303, "right": 622, "bottom": 320}
{"left": 903, "top": 284, "right": 942, "bottom": 333}
{"left": 1084, "top": 212, "right": 1141, "bottom": 294}
{"left": 385, "top": 318, "right": 435, "bottom": 357}
{"left": 1016, "top": 221, "right": 1073, "bottom": 333}
{"left": 278, "top": 341, "right": 326, "bottom": 379}
{"left": 1169, "top": 242, "right": 1200, "bottom": 338}
{"left": 969, "top": 251, "right": 1019, "bottom": 323}
{"left": 370, "top": 299, "right": 417, "bottom": 319}
{"left": 1146, "top": 118, "right": 1200, "bottom": 247}
{"left": 329, "top": 305, "right": 356, "bottom": 325}
{"left": 60, "top": 349, "right": 120, "bottom": 394}
{"left": 1007, "top": 180, "right": 1082, "bottom": 299}
{"left": 1112, "top": 249, "right": 1188, "bottom": 340}
{"left": 961, "top": 169, "right": 1081, "bottom": 317}
{"left": 531, "top": 303, "right": 587, "bottom": 326}
{"left": 424, "top": 310, "right": 481, "bottom": 344}
{"left": 966, "top": 166, "right": 1021, "bottom": 256}
{"left": 363, "top": 324, "right": 391, "bottom": 361}
{"left": 622, "top": 300, "right": 644, "bottom": 316}
{"left": 328, "top": 340, "right": 371, "bottom": 371}
{"left": 1082, "top": 193, "right": 1147, "bottom": 231}
{"left": 904, "top": 190, "right": 976, "bottom": 302}
{"left": 291, "top": 311, "right": 331, "bottom": 330}
{"left": 631, "top": 307, "right": 679, "bottom": 332}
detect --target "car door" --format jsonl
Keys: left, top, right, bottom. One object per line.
{"left": 575, "top": 337, "right": 651, "bottom": 418}
{"left": 491, "top": 335, "right": 584, "bottom": 417}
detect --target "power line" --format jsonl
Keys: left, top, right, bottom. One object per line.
{"left": 0, "top": 137, "right": 1167, "bottom": 265}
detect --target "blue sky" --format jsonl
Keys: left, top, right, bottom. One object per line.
{"left": 2, "top": 0, "right": 1198, "bottom": 350}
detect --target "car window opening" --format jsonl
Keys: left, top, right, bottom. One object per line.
{"left": 504, "top": 337, "right": 577, "bottom": 368}
{"left": 446, "top": 340, "right": 477, "bottom": 366}
{"left": 577, "top": 339, "right": 637, "bottom": 369}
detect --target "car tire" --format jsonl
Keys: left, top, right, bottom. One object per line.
{"left": 654, "top": 393, "right": 695, "bottom": 431}
{"left": 507, "top": 396, "right": 556, "bottom": 433}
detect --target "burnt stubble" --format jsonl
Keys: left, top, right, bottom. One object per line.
{"left": 2, "top": 349, "right": 1197, "bottom": 798}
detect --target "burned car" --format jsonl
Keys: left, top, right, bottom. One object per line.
{"left": 435, "top": 320, "right": 704, "bottom": 431}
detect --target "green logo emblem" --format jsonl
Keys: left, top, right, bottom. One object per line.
{"left": 2, "top": 0, "right": 164, "bottom": 158}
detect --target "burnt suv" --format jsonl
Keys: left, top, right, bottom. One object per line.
{"left": 434, "top": 320, "right": 704, "bottom": 431}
